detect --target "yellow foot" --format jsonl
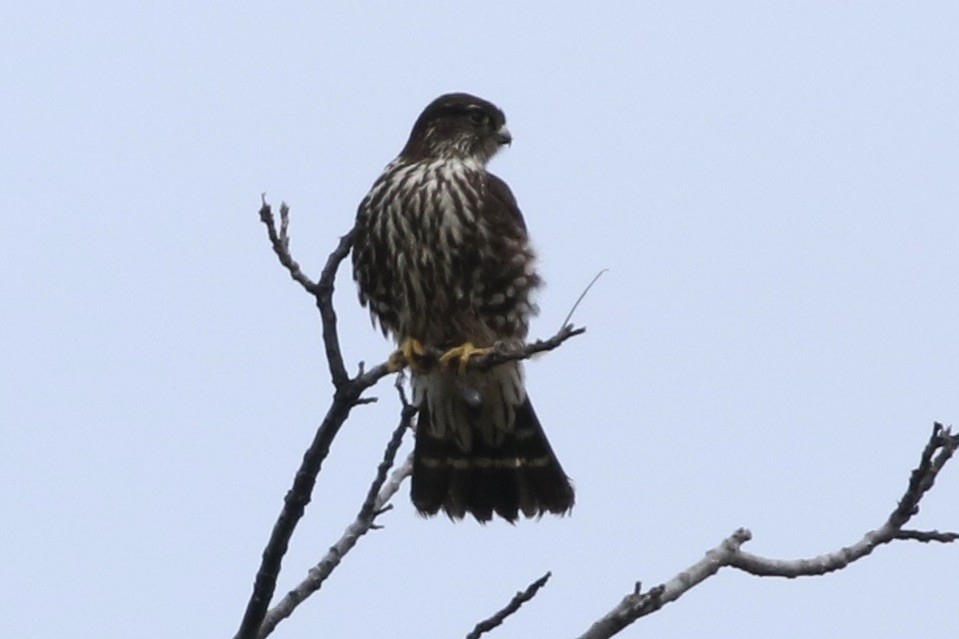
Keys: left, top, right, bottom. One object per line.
{"left": 388, "top": 338, "right": 427, "bottom": 373}
{"left": 439, "top": 342, "right": 491, "bottom": 374}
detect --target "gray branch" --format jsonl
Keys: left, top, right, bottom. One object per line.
{"left": 258, "top": 453, "right": 414, "bottom": 638}
{"left": 577, "top": 423, "right": 959, "bottom": 639}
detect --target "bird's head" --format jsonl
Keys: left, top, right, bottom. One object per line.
{"left": 401, "top": 93, "right": 512, "bottom": 164}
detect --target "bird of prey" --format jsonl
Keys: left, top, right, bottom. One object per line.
{"left": 351, "top": 93, "right": 574, "bottom": 522}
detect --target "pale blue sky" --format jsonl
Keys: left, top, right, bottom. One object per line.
{"left": 3, "top": 3, "right": 957, "bottom": 638}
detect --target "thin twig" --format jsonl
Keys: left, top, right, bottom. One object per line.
{"left": 895, "top": 529, "right": 959, "bottom": 543}
{"left": 465, "top": 572, "right": 552, "bottom": 639}
{"left": 561, "top": 269, "right": 607, "bottom": 330}
{"left": 258, "top": 198, "right": 317, "bottom": 294}
{"left": 577, "top": 424, "right": 959, "bottom": 639}
{"left": 358, "top": 378, "right": 417, "bottom": 521}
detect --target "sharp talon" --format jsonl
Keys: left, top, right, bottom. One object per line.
{"left": 389, "top": 338, "right": 426, "bottom": 373}
{"left": 438, "top": 342, "right": 491, "bottom": 374}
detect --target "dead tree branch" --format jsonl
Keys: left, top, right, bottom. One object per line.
{"left": 235, "top": 204, "right": 361, "bottom": 639}
{"left": 466, "top": 572, "right": 552, "bottom": 639}
{"left": 258, "top": 197, "right": 318, "bottom": 294}
{"left": 576, "top": 423, "right": 959, "bottom": 639}
{"left": 256, "top": 390, "right": 416, "bottom": 638}
{"left": 396, "top": 323, "right": 586, "bottom": 376}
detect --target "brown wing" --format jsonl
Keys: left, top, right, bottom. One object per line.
{"left": 485, "top": 173, "right": 528, "bottom": 233}
{"left": 474, "top": 173, "right": 540, "bottom": 341}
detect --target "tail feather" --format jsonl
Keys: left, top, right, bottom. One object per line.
{"left": 513, "top": 399, "right": 575, "bottom": 516}
{"left": 411, "top": 389, "right": 574, "bottom": 523}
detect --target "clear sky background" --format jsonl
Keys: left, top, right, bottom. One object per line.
{"left": 3, "top": 2, "right": 957, "bottom": 638}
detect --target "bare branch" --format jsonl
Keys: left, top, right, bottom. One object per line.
{"left": 256, "top": 399, "right": 416, "bottom": 638}
{"left": 258, "top": 198, "right": 318, "bottom": 294}
{"left": 895, "top": 529, "right": 959, "bottom": 543}
{"left": 466, "top": 572, "right": 552, "bottom": 639}
{"left": 357, "top": 379, "right": 416, "bottom": 521}
{"left": 889, "top": 422, "right": 957, "bottom": 528}
{"left": 234, "top": 392, "right": 361, "bottom": 639}
{"left": 235, "top": 205, "right": 361, "bottom": 639}
{"left": 257, "top": 199, "right": 352, "bottom": 388}
{"left": 470, "top": 324, "right": 586, "bottom": 372}
{"left": 577, "top": 424, "right": 959, "bottom": 639}
{"left": 561, "top": 269, "right": 607, "bottom": 330}
{"left": 314, "top": 228, "right": 353, "bottom": 390}
{"left": 363, "top": 323, "right": 586, "bottom": 383}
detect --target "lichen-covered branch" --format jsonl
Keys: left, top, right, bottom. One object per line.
{"left": 577, "top": 423, "right": 959, "bottom": 639}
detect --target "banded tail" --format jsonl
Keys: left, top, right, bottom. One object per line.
{"left": 410, "top": 364, "right": 574, "bottom": 523}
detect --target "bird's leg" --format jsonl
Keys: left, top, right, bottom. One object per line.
{"left": 439, "top": 342, "right": 491, "bottom": 374}
{"left": 388, "top": 338, "right": 427, "bottom": 373}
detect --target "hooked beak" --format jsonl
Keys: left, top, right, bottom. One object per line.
{"left": 495, "top": 125, "right": 512, "bottom": 146}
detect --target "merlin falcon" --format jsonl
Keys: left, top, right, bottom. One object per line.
{"left": 351, "top": 93, "right": 574, "bottom": 522}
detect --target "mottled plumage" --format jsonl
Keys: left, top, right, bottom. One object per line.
{"left": 352, "top": 93, "right": 574, "bottom": 522}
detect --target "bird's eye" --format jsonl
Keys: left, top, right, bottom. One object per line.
{"left": 467, "top": 109, "right": 488, "bottom": 126}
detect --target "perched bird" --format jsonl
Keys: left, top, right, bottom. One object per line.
{"left": 351, "top": 93, "right": 574, "bottom": 522}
